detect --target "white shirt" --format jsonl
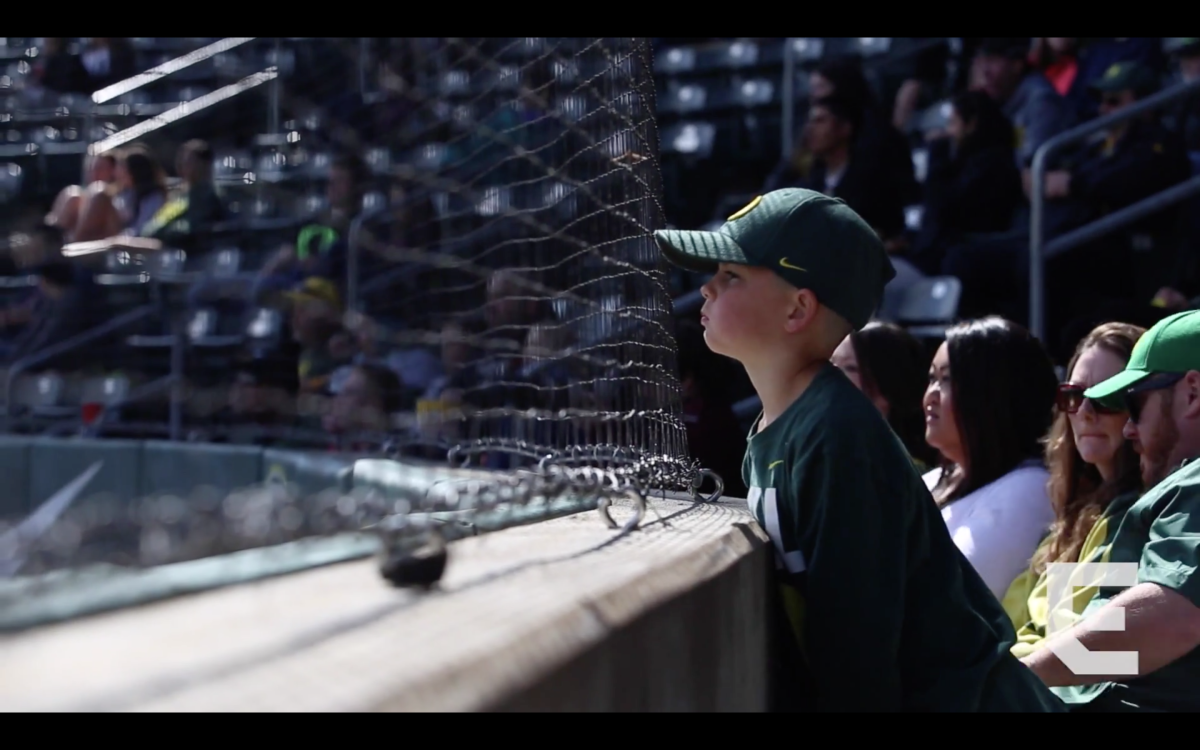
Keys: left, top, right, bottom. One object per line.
{"left": 923, "top": 462, "right": 1054, "bottom": 600}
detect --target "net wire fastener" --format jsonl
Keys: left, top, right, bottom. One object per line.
{"left": 597, "top": 487, "right": 646, "bottom": 533}
{"left": 690, "top": 468, "right": 724, "bottom": 503}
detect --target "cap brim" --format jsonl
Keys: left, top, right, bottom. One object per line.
{"left": 1084, "top": 368, "right": 1152, "bottom": 405}
{"left": 653, "top": 228, "right": 749, "bottom": 273}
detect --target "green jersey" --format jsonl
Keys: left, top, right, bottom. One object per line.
{"left": 744, "top": 362, "right": 1065, "bottom": 712}
{"left": 1054, "top": 457, "right": 1200, "bottom": 712}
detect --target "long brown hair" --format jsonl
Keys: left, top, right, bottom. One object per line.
{"left": 1031, "top": 321, "right": 1144, "bottom": 575}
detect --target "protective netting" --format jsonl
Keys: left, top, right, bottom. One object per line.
{"left": 0, "top": 38, "right": 706, "bottom": 596}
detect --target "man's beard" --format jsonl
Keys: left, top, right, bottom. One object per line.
{"left": 1140, "top": 395, "right": 1181, "bottom": 488}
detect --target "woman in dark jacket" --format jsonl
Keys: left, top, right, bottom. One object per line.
{"left": 909, "top": 90, "right": 1023, "bottom": 275}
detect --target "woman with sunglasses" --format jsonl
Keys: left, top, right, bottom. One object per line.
{"left": 923, "top": 317, "right": 1060, "bottom": 599}
{"left": 1001, "top": 322, "right": 1146, "bottom": 653}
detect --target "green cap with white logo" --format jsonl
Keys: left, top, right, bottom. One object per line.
{"left": 1085, "top": 309, "right": 1200, "bottom": 404}
{"left": 652, "top": 188, "right": 894, "bottom": 330}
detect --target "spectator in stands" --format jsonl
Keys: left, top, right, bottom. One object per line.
{"left": 283, "top": 277, "right": 356, "bottom": 396}
{"left": 907, "top": 90, "right": 1024, "bottom": 276}
{"left": 922, "top": 316, "right": 1059, "bottom": 599}
{"left": 1030, "top": 38, "right": 1082, "bottom": 98}
{"left": 189, "top": 151, "right": 370, "bottom": 317}
{"left": 1164, "top": 38, "right": 1200, "bottom": 152}
{"left": 323, "top": 362, "right": 404, "bottom": 446}
{"left": 766, "top": 56, "right": 918, "bottom": 209}
{"left": 79, "top": 38, "right": 137, "bottom": 92}
{"left": 973, "top": 37, "right": 1076, "bottom": 169}
{"left": 1002, "top": 322, "right": 1145, "bottom": 654}
{"left": 831, "top": 321, "right": 939, "bottom": 472}
{"left": 0, "top": 259, "right": 93, "bottom": 366}
{"left": 785, "top": 94, "right": 906, "bottom": 248}
{"left": 946, "top": 62, "right": 1190, "bottom": 340}
{"left": 1069, "top": 37, "right": 1167, "bottom": 121}
{"left": 407, "top": 313, "right": 487, "bottom": 454}
{"left": 892, "top": 39, "right": 959, "bottom": 134}
{"left": 211, "top": 359, "right": 298, "bottom": 444}
{"left": 31, "top": 38, "right": 89, "bottom": 96}
{"left": 808, "top": 56, "right": 919, "bottom": 207}
{"left": 423, "top": 313, "right": 486, "bottom": 405}
{"left": 44, "top": 151, "right": 117, "bottom": 243}
{"left": 254, "top": 152, "right": 369, "bottom": 301}
{"left": 139, "top": 139, "right": 227, "bottom": 250}
{"left": 1023, "top": 310, "right": 1200, "bottom": 712}
{"left": 340, "top": 310, "right": 443, "bottom": 410}
{"left": 72, "top": 144, "right": 168, "bottom": 241}
{"left": 675, "top": 318, "right": 747, "bottom": 499}
{"left": 355, "top": 175, "right": 442, "bottom": 311}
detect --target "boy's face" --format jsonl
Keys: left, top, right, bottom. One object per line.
{"left": 698, "top": 263, "right": 794, "bottom": 362}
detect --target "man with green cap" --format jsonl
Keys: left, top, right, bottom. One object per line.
{"left": 1023, "top": 310, "right": 1200, "bottom": 711}
{"left": 653, "top": 187, "right": 1065, "bottom": 712}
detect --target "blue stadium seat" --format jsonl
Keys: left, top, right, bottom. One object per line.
{"left": 438, "top": 70, "right": 470, "bottom": 99}
{"left": 659, "top": 121, "right": 716, "bottom": 158}
{"left": 654, "top": 46, "right": 697, "bottom": 77}
{"left": 852, "top": 37, "right": 893, "bottom": 58}
{"left": 694, "top": 40, "right": 761, "bottom": 72}
{"left": 658, "top": 82, "right": 708, "bottom": 116}
{"left": 788, "top": 38, "right": 826, "bottom": 64}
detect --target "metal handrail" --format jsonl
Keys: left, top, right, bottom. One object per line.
{"left": 1028, "top": 77, "right": 1200, "bottom": 343}
{"left": 4, "top": 304, "right": 156, "bottom": 421}
{"left": 91, "top": 38, "right": 257, "bottom": 105}
{"left": 82, "top": 38, "right": 258, "bottom": 184}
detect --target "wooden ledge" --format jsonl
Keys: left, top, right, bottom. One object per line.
{"left": 0, "top": 493, "right": 766, "bottom": 712}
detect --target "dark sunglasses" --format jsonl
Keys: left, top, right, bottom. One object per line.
{"left": 1056, "top": 383, "right": 1124, "bottom": 415}
{"left": 1123, "top": 372, "right": 1186, "bottom": 423}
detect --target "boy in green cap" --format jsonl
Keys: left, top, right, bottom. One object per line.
{"left": 653, "top": 188, "right": 1064, "bottom": 712}
{"left": 1022, "top": 310, "right": 1200, "bottom": 711}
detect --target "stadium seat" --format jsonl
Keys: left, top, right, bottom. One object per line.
{"left": 0, "top": 162, "right": 20, "bottom": 202}
{"left": 438, "top": 70, "right": 470, "bottom": 99}
{"left": 905, "top": 205, "right": 924, "bottom": 232}
{"left": 789, "top": 38, "right": 825, "bottom": 64}
{"left": 707, "top": 78, "right": 778, "bottom": 111}
{"left": 659, "top": 122, "right": 716, "bottom": 158}
{"left": 895, "top": 276, "right": 962, "bottom": 340}
{"left": 694, "top": 40, "right": 761, "bottom": 72}
{"left": 659, "top": 83, "right": 709, "bottom": 116}
{"left": 911, "top": 147, "right": 929, "bottom": 183}
{"left": 852, "top": 37, "right": 893, "bottom": 58}
{"left": 654, "top": 46, "right": 697, "bottom": 77}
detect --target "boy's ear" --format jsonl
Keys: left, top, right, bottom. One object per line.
{"left": 783, "top": 288, "right": 820, "bottom": 334}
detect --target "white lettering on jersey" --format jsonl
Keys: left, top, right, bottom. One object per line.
{"left": 747, "top": 485, "right": 806, "bottom": 574}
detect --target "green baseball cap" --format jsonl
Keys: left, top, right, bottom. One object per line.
{"left": 652, "top": 188, "right": 894, "bottom": 330}
{"left": 1085, "top": 309, "right": 1200, "bottom": 404}
{"left": 1090, "top": 61, "right": 1159, "bottom": 96}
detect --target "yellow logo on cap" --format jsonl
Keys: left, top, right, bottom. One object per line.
{"left": 727, "top": 195, "right": 762, "bottom": 221}
{"left": 779, "top": 258, "right": 806, "bottom": 272}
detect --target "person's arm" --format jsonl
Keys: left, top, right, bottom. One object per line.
{"left": 1022, "top": 486, "right": 1200, "bottom": 686}
{"left": 1023, "top": 583, "right": 1200, "bottom": 686}
{"left": 1069, "top": 129, "right": 1190, "bottom": 209}
{"left": 791, "top": 431, "right": 906, "bottom": 710}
